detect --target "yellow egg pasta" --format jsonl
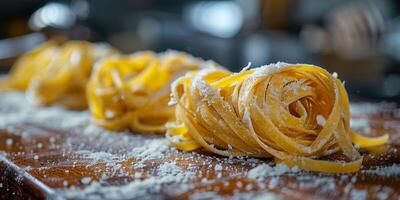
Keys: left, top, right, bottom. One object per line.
{"left": 1, "top": 40, "right": 116, "bottom": 109}
{"left": 87, "top": 50, "right": 219, "bottom": 134}
{"left": 0, "top": 41, "right": 58, "bottom": 91}
{"left": 166, "top": 62, "right": 388, "bottom": 173}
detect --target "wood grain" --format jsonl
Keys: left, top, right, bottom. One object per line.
{"left": 1, "top": 102, "right": 400, "bottom": 199}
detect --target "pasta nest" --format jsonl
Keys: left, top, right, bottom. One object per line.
{"left": 87, "top": 50, "right": 219, "bottom": 134}
{"left": 166, "top": 62, "right": 388, "bottom": 173}
{"left": 1, "top": 40, "right": 116, "bottom": 109}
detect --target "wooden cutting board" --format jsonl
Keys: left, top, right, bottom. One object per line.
{"left": 0, "top": 92, "right": 400, "bottom": 200}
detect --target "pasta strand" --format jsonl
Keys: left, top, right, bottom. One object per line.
{"left": 1, "top": 40, "right": 116, "bottom": 109}
{"left": 87, "top": 51, "right": 219, "bottom": 134}
{"left": 166, "top": 62, "right": 388, "bottom": 173}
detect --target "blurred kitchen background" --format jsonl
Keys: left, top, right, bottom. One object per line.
{"left": 1, "top": 0, "right": 400, "bottom": 101}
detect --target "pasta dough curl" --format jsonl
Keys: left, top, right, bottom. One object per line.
{"left": 0, "top": 41, "right": 58, "bottom": 91}
{"left": 1, "top": 40, "right": 116, "bottom": 109}
{"left": 166, "top": 62, "right": 388, "bottom": 173}
{"left": 87, "top": 51, "right": 219, "bottom": 134}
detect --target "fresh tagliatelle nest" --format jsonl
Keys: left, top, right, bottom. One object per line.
{"left": 0, "top": 40, "right": 116, "bottom": 109}
{"left": 87, "top": 50, "right": 220, "bottom": 134}
{"left": 166, "top": 62, "right": 389, "bottom": 173}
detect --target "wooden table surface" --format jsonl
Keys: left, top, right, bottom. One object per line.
{"left": 0, "top": 92, "right": 400, "bottom": 200}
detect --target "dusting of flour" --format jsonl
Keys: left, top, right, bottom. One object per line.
{"left": 1, "top": 91, "right": 400, "bottom": 200}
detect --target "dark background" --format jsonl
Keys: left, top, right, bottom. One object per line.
{"left": 1, "top": 0, "right": 400, "bottom": 101}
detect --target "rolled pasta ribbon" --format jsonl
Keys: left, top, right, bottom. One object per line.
{"left": 166, "top": 62, "right": 388, "bottom": 173}
{"left": 1, "top": 40, "right": 116, "bottom": 109}
{"left": 0, "top": 41, "right": 58, "bottom": 91}
{"left": 87, "top": 50, "right": 219, "bottom": 134}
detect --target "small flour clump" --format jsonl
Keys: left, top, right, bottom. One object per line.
{"left": 81, "top": 177, "right": 92, "bottom": 185}
{"left": 192, "top": 75, "right": 222, "bottom": 105}
{"left": 247, "top": 163, "right": 290, "bottom": 180}
{"left": 6, "top": 138, "right": 13, "bottom": 146}
{"left": 214, "top": 164, "right": 223, "bottom": 171}
{"left": 316, "top": 115, "right": 326, "bottom": 126}
{"left": 350, "top": 189, "right": 367, "bottom": 200}
{"left": 158, "top": 162, "right": 182, "bottom": 176}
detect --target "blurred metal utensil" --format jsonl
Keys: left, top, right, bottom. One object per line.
{"left": 0, "top": 32, "right": 46, "bottom": 71}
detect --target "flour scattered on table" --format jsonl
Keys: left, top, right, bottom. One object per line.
{"left": 63, "top": 161, "right": 195, "bottom": 199}
{"left": 5, "top": 138, "right": 13, "bottom": 146}
{"left": 214, "top": 164, "right": 223, "bottom": 171}
{"left": 363, "top": 164, "right": 400, "bottom": 177}
{"left": 81, "top": 177, "right": 92, "bottom": 185}
{"left": 247, "top": 163, "right": 293, "bottom": 179}
{"left": 1, "top": 91, "right": 400, "bottom": 200}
